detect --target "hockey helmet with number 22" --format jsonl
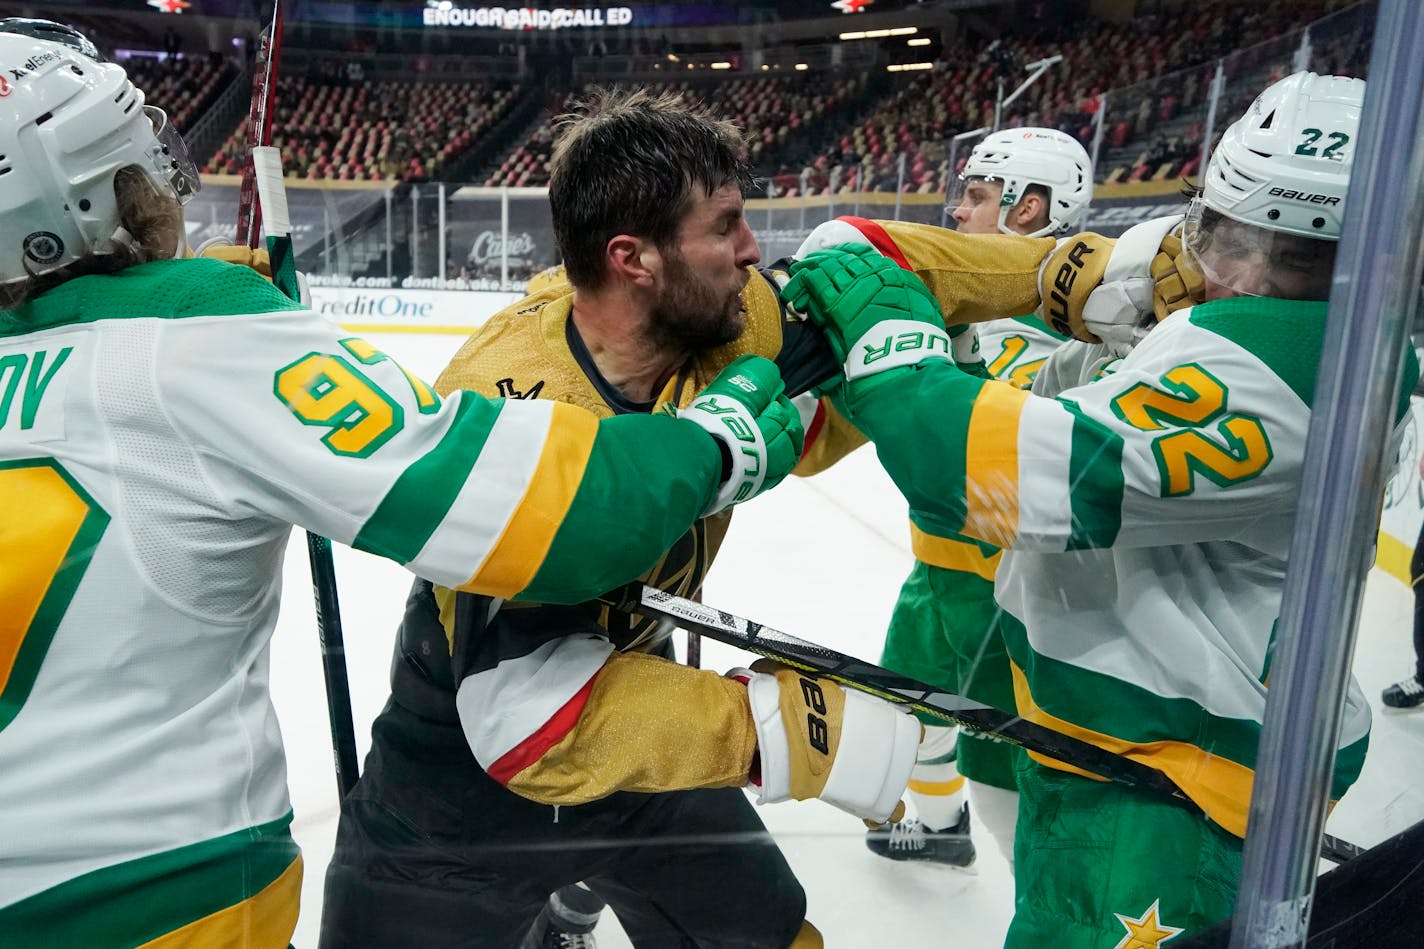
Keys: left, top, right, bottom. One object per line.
{"left": 1186, "top": 71, "right": 1363, "bottom": 299}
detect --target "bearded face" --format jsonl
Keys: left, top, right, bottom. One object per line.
{"left": 644, "top": 181, "right": 758, "bottom": 354}
{"left": 647, "top": 245, "right": 748, "bottom": 353}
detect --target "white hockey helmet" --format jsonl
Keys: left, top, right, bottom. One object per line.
{"left": 1186, "top": 71, "right": 1363, "bottom": 300}
{"left": 0, "top": 18, "right": 106, "bottom": 62}
{"left": 1200, "top": 71, "right": 1362, "bottom": 240}
{"left": 0, "top": 34, "right": 199, "bottom": 289}
{"left": 957, "top": 127, "right": 1093, "bottom": 237}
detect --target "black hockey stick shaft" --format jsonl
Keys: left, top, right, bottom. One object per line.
{"left": 602, "top": 582, "right": 1360, "bottom": 865}
{"left": 307, "top": 534, "right": 359, "bottom": 797}
{"left": 238, "top": 1, "right": 359, "bottom": 799}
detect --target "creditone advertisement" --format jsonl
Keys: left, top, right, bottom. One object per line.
{"left": 309, "top": 286, "right": 521, "bottom": 332}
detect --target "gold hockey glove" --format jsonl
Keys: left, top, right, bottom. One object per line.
{"left": 1035, "top": 233, "right": 1115, "bottom": 341}
{"left": 1151, "top": 230, "right": 1206, "bottom": 321}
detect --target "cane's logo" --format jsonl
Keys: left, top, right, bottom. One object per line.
{"left": 0, "top": 76, "right": 10, "bottom": 97}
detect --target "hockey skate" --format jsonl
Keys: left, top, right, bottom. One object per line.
{"left": 1382, "top": 674, "right": 1424, "bottom": 709}
{"left": 522, "top": 884, "right": 602, "bottom": 949}
{"left": 865, "top": 805, "right": 976, "bottom": 867}
{"left": 522, "top": 908, "right": 597, "bottom": 949}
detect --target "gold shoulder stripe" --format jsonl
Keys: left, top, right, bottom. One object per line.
{"left": 459, "top": 402, "right": 598, "bottom": 598}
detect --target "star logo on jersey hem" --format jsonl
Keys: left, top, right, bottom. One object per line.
{"left": 1112, "top": 899, "right": 1184, "bottom": 949}
{"left": 148, "top": 0, "right": 192, "bottom": 13}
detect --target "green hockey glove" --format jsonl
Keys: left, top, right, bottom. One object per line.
{"left": 783, "top": 244, "right": 952, "bottom": 388}
{"left": 670, "top": 354, "right": 804, "bottom": 516}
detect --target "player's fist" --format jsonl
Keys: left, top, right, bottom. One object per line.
{"left": 1150, "top": 229, "right": 1206, "bottom": 322}
{"left": 1036, "top": 232, "right": 1116, "bottom": 341}
{"left": 729, "top": 659, "right": 920, "bottom": 824}
{"left": 673, "top": 355, "right": 803, "bottom": 516}
{"left": 783, "top": 244, "right": 952, "bottom": 385}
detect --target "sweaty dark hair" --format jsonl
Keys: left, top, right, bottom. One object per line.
{"left": 549, "top": 87, "right": 753, "bottom": 291}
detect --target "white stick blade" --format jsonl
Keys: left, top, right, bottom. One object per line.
{"left": 253, "top": 145, "right": 292, "bottom": 238}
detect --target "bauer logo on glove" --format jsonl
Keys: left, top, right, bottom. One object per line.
{"left": 1042, "top": 238, "right": 1100, "bottom": 338}
{"left": 672, "top": 355, "right": 804, "bottom": 516}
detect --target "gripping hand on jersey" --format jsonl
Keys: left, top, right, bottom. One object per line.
{"left": 669, "top": 354, "right": 803, "bottom": 516}
{"left": 728, "top": 659, "right": 921, "bottom": 824}
{"left": 782, "top": 244, "right": 953, "bottom": 394}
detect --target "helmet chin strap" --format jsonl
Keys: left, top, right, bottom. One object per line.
{"left": 108, "top": 226, "right": 141, "bottom": 257}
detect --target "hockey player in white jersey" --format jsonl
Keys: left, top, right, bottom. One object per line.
{"left": 863, "top": 127, "right": 1094, "bottom": 870}
{"left": 784, "top": 71, "right": 1408, "bottom": 948}
{"left": 0, "top": 36, "right": 808, "bottom": 947}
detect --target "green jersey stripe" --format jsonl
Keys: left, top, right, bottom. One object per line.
{"left": 0, "top": 814, "right": 296, "bottom": 947}
{"left": 522, "top": 412, "right": 719, "bottom": 603}
{"left": 1063, "top": 399, "right": 1125, "bottom": 550}
{"left": 854, "top": 368, "right": 991, "bottom": 540}
{"left": 1001, "top": 611, "right": 1366, "bottom": 805}
{"left": 353, "top": 390, "right": 500, "bottom": 564}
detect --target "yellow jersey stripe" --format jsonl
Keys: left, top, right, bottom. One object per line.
{"left": 908, "top": 523, "right": 1002, "bottom": 579}
{"left": 963, "top": 382, "right": 1029, "bottom": 548}
{"left": 1010, "top": 661, "right": 1255, "bottom": 837}
{"left": 137, "top": 856, "right": 301, "bottom": 949}
{"left": 460, "top": 402, "right": 597, "bottom": 598}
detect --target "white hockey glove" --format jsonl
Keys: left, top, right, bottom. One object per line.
{"left": 728, "top": 659, "right": 921, "bottom": 824}
{"left": 668, "top": 355, "right": 804, "bottom": 516}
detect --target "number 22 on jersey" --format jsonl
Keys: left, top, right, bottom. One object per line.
{"left": 1111, "top": 363, "right": 1273, "bottom": 496}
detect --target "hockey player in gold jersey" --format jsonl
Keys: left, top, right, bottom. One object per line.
{"left": 317, "top": 89, "right": 923, "bottom": 949}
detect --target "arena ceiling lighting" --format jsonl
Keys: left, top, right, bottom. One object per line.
{"left": 907, "top": 37, "right": 931, "bottom": 46}
{"left": 840, "top": 27, "right": 918, "bottom": 40}
{"left": 886, "top": 61, "right": 933, "bottom": 71}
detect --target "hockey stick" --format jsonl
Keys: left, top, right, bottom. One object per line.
{"left": 237, "top": 1, "right": 360, "bottom": 799}
{"left": 601, "top": 581, "right": 1363, "bottom": 865}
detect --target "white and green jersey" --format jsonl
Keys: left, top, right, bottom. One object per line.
{"left": 0, "top": 258, "right": 723, "bottom": 944}
{"left": 976, "top": 314, "right": 1070, "bottom": 389}
{"left": 848, "top": 295, "right": 1416, "bottom": 837}
{"left": 1030, "top": 337, "right": 1122, "bottom": 396}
